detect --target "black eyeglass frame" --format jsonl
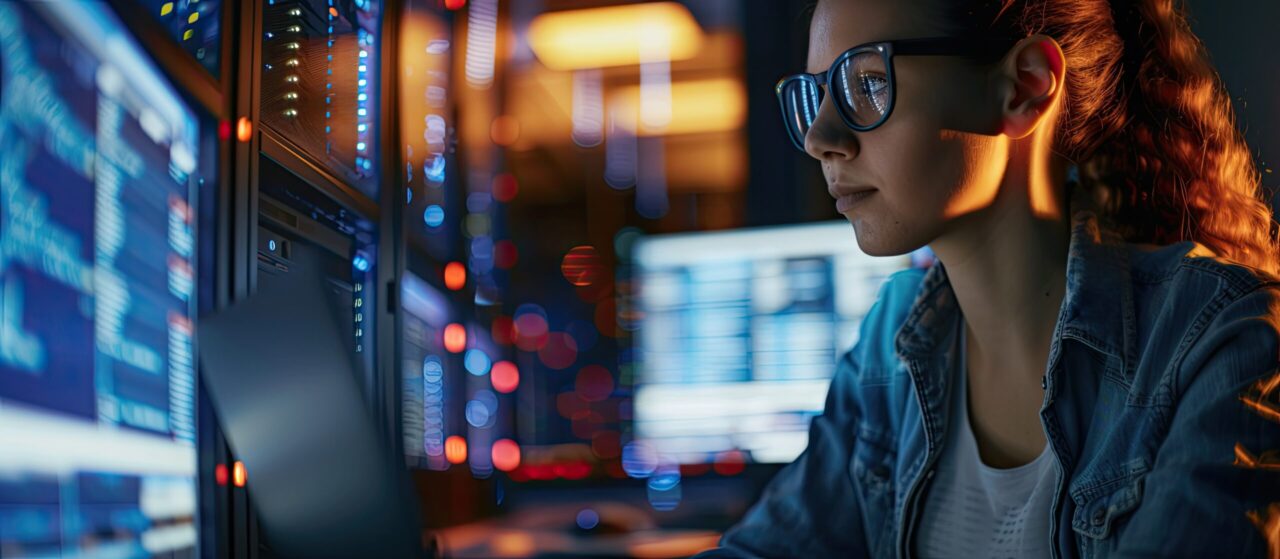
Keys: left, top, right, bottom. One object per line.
{"left": 776, "top": 37, "right": 1022, "bottom": 151}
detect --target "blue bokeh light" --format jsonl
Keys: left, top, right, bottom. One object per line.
{"left": 424, "top": 204, "right": 445, "bottom": 228}
{"left": 575, "top": 509, "right": 600, "bottom": 530}
{"left": 464, "top": 348, "right": 491, "bottom": 376}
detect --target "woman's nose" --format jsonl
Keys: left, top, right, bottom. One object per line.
{"left": 803, "top": 96, "right": 860, "bottom": 162}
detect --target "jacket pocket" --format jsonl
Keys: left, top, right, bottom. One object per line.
{"left": 1070, "top": 470, "right": 1147, "bottom": 541}
{"left": 849, "top": 423, "right": 896, "bottom": 496}
{"left": 848, "top": 423, "right": 898, "bottom": 557}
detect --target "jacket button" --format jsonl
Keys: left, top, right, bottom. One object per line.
{"left": 1091, "top": 509, "right": 1106, "bottom": 526}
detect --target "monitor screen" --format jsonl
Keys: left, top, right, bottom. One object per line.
{"left": 632, "top": 222, "right": 926, "bottom": 464}
{"left": 0, "top": 2, "right": 208, "bottom": 555}
{"left": 138, "top": 0, "right": 223, "bottom": 76}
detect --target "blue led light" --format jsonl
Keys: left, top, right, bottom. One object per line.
{"left": 576, "top": 509, "right": 600, "bottom": 531}
{"left": 424, "top": 205, "right": 445, "bottom": 228}
{"left": 352, "top": 254, "right": 371, "bottom": 272}
{"left": 268, "top": 239, "right": 277, "bottom": 252}
{"left": 406, "top": 188, "right": 413, "bottom": 205}
{"left": 647, "top": 462, "right": 681, "bottom": 491}
{"left": 424, "top": 154, "right": 446, "bottom": 183}
{"left": 464, "top": 349, "right": 491, "bottom": 376}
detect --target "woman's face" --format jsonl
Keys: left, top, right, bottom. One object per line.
{"left": 807, "top": 0, "right": 1010, "bottom": 256}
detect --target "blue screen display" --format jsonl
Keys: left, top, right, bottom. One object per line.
{"left": 632, "top": 222, "right": 925, "bottom": 464}
{"left": 138, "top": 0, "right": 223, "bottom": 75}
{"left": 0, "top": 2, "right": 206, "bottom": 555}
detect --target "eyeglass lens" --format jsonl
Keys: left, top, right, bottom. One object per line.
{"left": 781, "top": 49, "right": 891, "bottom": 148}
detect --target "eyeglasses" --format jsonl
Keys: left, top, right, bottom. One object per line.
{"left": 776, "top": 37, "right": 1020, "bottom": 152}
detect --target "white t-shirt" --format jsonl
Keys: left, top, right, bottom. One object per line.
{"left": 916, "top": 323, "right": 1059, "bottom": 559}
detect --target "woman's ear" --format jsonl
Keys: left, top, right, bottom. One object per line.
{"left": 996, "top": 34, "right": 1066, "bottom": 139}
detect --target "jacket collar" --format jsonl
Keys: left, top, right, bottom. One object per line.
{"left": 893, "top": 209, "right": 1137, "bottom": 372}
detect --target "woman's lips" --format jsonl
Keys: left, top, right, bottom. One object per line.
{"left": 835, "top": 190, "right": 875, "bottom": 213}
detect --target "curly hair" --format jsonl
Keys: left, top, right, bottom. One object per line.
{"left": 943, "top": 0, "right": 1280, "bottom": 276}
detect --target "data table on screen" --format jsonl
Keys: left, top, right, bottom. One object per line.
{"left": 0, "top": 2, "right": 208, "bottom": 555}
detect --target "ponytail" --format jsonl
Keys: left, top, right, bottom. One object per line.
{"left": 950, "top": 0, "right": 1280, "bottom": 277}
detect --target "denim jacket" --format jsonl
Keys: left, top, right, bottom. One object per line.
{"left": 699, "top": 209, "right": 1280, "bottom": 558}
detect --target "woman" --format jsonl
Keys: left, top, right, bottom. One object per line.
{"left": 700, "top": 0, "right": 1280, "bottom": 557}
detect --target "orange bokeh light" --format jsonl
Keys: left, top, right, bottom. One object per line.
{"left": 444, "top": 261, "right": 467, "bottom": 291}
{"left": 236, "top": 117, "right": 253, "bottom": 143}
{"left": 444, "top": 323, "right": 467, "bottom": 353}
{"left": 491, "top": 361, "right": 520, "bottom": 393}
{"left": 490, "top": 115, "right": 521, "bottom": 146}
{"left": 445, "top": 436, "right": 468, "bottom": 464}
{"left": 232, "top": 461, "right": 247, "bottom": 487}
{"left": 492, "top": 439, "right": 522, "bottom": 472}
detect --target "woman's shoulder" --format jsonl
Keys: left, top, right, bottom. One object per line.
{"left": 1119, "top": 238, "right": 1280, "bottom": 385}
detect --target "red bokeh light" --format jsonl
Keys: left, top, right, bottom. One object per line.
{"left": 444, "top": 323, "right": 467, "bottom": 353}
{"left": 682, "top": 462, "right": 713, "bottom": 477}
{"left": 594, "top": 299, "right": 617, "bottom": 338}
{"left": 557, "top": 391, "right": 587, "bottom": 418}
{"left": 570, "top": 411, "right": 603, "bottom": 439}
{"left": 559, "top": 461, "right": 592, "bottom": 480}
{"left": 444, "top": 261, "right": 467, "bottom": 291}
{"left": 445, "top": 0, "right": 467, "bottom": 11}
{"left": 576, "top": 365, "right": 614, "bottom": 402}
{"left": 491, "top": 316, "right": 516, "bottom": 346}
{"left": 215, "top": 464, "right": 229, "bottom": 486}
{"left": 561, "top": 246, "right": 602, "bottom": 287}
{"left": 495, "top": 240, "right": 519, "bottom": 269}
{"left": 491, "top": 361, "right": 520, "bottom": 393}
{"left": 445, "top": 436, "right": 468, "bottom": 464}
{"left": 492, "top": 439, "right": 521, "bottom": 472}
{"left": 492, "top": 173, "right": 519, "bottom": 203}
{"left": 514, "top": 313, "right": 550, "bottom": 351}
{"left": 538, "top": 332, "right": 579, "bottom": 369}
{"left": 218, "top": 120, "right": 232, "bottom": 141}
{"left": 713, "top": 450, "right": 746, "bottom": 476}
{"left": 591, "top": 431, "right": 621, "bottom": 460}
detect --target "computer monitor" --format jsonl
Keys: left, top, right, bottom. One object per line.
{"left": 631, "top": 222, "right": 930, "bottom": 465}
{"left": 0, "top": 1, "right": 210, "bottom": 556}
{"left": 137, "top": 0, "right": 224, "bottom": 75}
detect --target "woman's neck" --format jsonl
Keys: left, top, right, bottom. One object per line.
{"left": 930, "top": 138, "right": 1071, "bottom": 387}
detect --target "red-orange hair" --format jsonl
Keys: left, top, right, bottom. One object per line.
{"left": 947, "top": 0, "right": 1280, "bottom": 276}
